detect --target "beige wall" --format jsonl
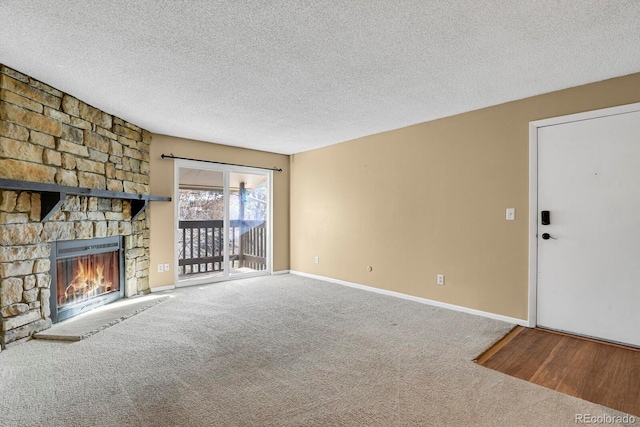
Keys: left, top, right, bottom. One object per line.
{"left": 149, "top": 134, "right": 290, "bottom": 289}
{"left": 290, "top": 73, "right": 640, "bottom": 321}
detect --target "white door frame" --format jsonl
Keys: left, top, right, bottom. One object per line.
{"left": 173, "top": 159, "right": 274, "bottom": 288}
{"left": 528, "top": 102, "right": 640, "bottom": 327}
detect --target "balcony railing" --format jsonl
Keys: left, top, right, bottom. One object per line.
{"left": 178, "top": 220, "right": 266, "bottom": 276}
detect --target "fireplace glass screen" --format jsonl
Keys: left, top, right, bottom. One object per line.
{"left": 56, "top": 251, "right": 120, "bottom": 309}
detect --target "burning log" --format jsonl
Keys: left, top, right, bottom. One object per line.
{"left": 63, "top": 259, "right": 113, "bottom": 302}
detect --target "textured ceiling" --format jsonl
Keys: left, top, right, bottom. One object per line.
{"left": 1, "top": 1, "right": 640, "bottom": 155}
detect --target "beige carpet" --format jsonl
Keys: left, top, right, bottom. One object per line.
{"left": 0, "top": 275, "right": 632, "bottom": 426}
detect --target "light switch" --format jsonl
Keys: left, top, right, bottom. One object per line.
{"left": 506, "top": 208, "right": 515, "bottom": 221}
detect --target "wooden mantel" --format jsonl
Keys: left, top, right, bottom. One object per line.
{"left": 0, "top": 178, "right": 171, "bottom": 221}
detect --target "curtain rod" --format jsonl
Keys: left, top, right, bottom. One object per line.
{"left": 161, "top": 154, "right": 283, "bottom": 172}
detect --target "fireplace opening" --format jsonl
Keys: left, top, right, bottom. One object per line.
{"left": 50, "top": 236, "right": 125, "bottom": 323}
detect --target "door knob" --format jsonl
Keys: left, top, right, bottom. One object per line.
{"left": 541, "top": 233, "right": 556, "bottom": 240}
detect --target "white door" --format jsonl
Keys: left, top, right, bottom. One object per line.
{"left": 537, "top": 108, "right": 640, "bottom": 348}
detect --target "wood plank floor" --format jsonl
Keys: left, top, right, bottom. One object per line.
{"left": 475, "top": 327, "right": 640, "bottom": 417}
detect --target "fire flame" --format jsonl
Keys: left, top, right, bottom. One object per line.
{"left": 63, "top": 258, "right": 114, "bottom": 302}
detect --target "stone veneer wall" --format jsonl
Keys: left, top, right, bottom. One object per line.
{"left": 0, "top": 65, "right": 151, "bottom": 349}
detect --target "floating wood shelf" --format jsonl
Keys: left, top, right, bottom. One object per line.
{"left": 0, "top": 178, "right": 171, "bottom": 221}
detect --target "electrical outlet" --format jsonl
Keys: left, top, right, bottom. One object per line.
{"left": 157, "top": 264, "right": 164, "bottom": 273}
{"left": 506, "top": 208, "right": 515, "bottom": 221}
{"left": 314, "top": 256, "right": 319, "bottom": 264}
{"left": 437, "top": 274, "right": 445, "bottom": 285}
{"left": 164, "top": 263, "right": 170, "bottom": 272}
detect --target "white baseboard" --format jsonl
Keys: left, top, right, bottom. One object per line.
{"left": 149, "top": 284, "right": 176, "bottom": 293}
{"left": 272, "top": 270, "right": 290, "bottom": 275}
{"left": 290, "top": 271, "right": 529, "bottom": 327}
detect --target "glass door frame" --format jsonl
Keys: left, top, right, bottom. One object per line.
{"left": 174, "top": 159, "right": 273, "bottom": 287}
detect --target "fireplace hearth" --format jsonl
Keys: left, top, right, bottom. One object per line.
{"left": 49, "top": 237, "right": 125, "bottom": 323}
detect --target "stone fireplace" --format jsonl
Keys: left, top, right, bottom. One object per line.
{"left": 0, "top": 65, "right": 166, "bottom": 349}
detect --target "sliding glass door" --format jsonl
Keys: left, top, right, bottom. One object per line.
{"left": 229, "top": 172, "right": 269, "bottom": 276}
{"left": 176, "top": 161, "right": 271, "bottom": 286}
